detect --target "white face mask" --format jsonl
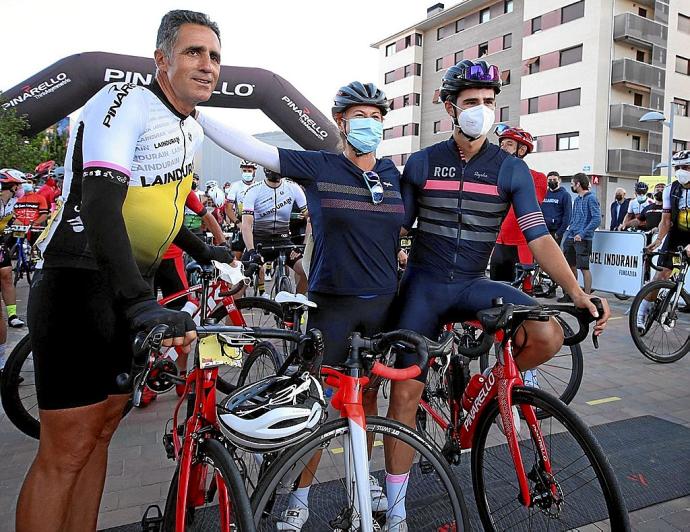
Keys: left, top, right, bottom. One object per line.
{"left": 676, "top": 169, "right": 690, "bottom": 185}
{"left": 241, "top": 172, "right": 254, "bottom": 183}
{"left": 456, "top": 104, "right": 495, "bottom": 140}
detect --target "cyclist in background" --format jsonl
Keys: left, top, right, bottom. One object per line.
{"left": 226, "top": 160, "right": 258, "bottom": 258}
{"left": 241, "top": 168, "right": 308, "bottom": 295}
{"left": 387, "top": 60, "right": 609, "bottom": 529}
{"left": 637, "top": 151, "right": 690, "bottom": 328}
{"left": 635, "top": 182, "right": 665, "bottom": 233}
{"left": 621, "top": 181, "right": 653, "bottom": 230}
{"left": 489, "top": 125, "right": 547, "bottom": 283}
{"left": 14, "top": 181, "right": 50, "bottom": 243}
{"left": 541, "top": 171, "right": 572, "bottom": 245}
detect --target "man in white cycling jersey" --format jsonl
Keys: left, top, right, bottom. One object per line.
{"left": 242, "top": 167, "right": 308, "bottom": 294}
{"left": 226, "top": 159, "right": 257, "bottom": 258}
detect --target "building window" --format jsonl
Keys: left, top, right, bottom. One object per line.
{"left": 501, "top": 70, "right": 511, "bottom": 85}
{"left": 478, "top": 42, "right": 489, "bottom": 57}
{"left": 480, "top": 8, "right": 491, "bottom": 23}
{"left": 679, "top": 13, "right": 690, "bottom": 34}
{"left": 402, "top": 123, "right": 419, "bottom": 136}
{"left": 436, "top": 57, "right": 444, "bottom": 72}
{"left": 403, "top": 94, "right": 411, "bottom": 107}
{"left": 413, "top": 93, "right": 421, "bottom": 106}
{"left": 634, "top": 93, "right": 644, "bottom": 107}
{"left": 503, "top": 34, "right": 512, "bottom": 50}
{"left": 434, "top": 121, "right": 443, "bottom": 134}
{"left": 636, "top": 50, "right": 646, "bottom": 63}
{"left": 455, "top": 19, "right": 465, "bottom": 32}
{"left": 454, "top": 50, "right": 463, "bottom": 63}
{"left": 383, "top": 128, "right": 395, "bottom": 140}
{"left": 675, "top": 56, "right": 690, "bottom": 75}
{"left": 562, "top": 1, "right": 585, "bottom": 24}
{"left": 557, "top": 132, "right": 580, "bottom": 151}
{"left": 500, "top": 107, "right": 509, "bottom": 122}
{"left": 437, "top": 23, "right": 454, "bottom": 40}
{"left": 532, "top": 16, "right": 542, "bottom": 34}
{"left": 504, "top": 0, "right": 513, "bottom": 14}
{"left": 385, "top": 43, "right": 395, "bottom": 57}
{"left": 404, "top": 63, "right": 421, "bottom": 77}
{"left": 389, "top": 98, "right": 396, "bottom": 111}
{"left": 405, "top": 35, "right": 412, "bottom": 48}
{"left": 673, "top": 139, "right": 688, "bottom": 153}
{"left": 560, "top": 44, "right": 583, "bottom": 67}
{"left": 529, "top": 58, "right": 540, "bottom": 74}
{"left": 632, "top": 135, "right": 641, "bottom": 151}
{"left": 401, "top": 153, "right": 410, "bottom": 165}
{"left": 558, "top": 88, "right": 581, "bottom": 109}
{"left": 638, "top": 7, "right": 647, "bottom": 18}
{"left": 415, "top": 33, "right": 423, "bottom": 46}
{"left": 528, "top": 97, "right": 539, "bottom": 114}
{"left": 674, "top": 98, "right": 689, "bottom": 117}
{"left": 384, "top": 70, "right": 395, "bottom": 84}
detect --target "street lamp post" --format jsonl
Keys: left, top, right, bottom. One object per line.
{"left": 640, "top": 102, "right": 677, "bottom": 184}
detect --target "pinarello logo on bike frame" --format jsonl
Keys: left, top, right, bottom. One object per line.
{"left": 281, "top": 96, "right": 329, "bottom": 141}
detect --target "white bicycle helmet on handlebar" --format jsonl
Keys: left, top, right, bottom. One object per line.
{"left": 218, "top": 372, "right": 325, "bottom": 451}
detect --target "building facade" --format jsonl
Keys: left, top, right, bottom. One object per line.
{"left": 372, "top": 0, "right": 690, "bottom": 227}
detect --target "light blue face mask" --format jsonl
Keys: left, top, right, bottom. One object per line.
{"left": 22, "top": 184, "right": 33, "bottom": 194}
{"left": 345, "top": 118, "right": 383, "bottom": 154}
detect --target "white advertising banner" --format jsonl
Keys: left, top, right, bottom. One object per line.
{"left": 576, "top": 231, "right": 647, "bottom": 297}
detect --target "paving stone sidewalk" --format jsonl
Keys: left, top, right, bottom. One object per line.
{"left": 0, "top": 285, "right": 688, "bottom": 530}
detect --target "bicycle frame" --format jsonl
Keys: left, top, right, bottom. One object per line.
{"left": 420, "top": 324, "right": 553, "bottom": 508}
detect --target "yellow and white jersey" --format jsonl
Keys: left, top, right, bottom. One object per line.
{"left": 36, "top": 81, "right": 203, "bottom": 277}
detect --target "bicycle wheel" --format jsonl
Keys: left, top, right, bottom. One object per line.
{"left": 1, "top": 334, "right": 39, "bottom": 439}
{"left": 162, "top": 437, "right": 254, "bottom": 531}
{"left": 479, "top": 316, "right": 583, "bottom": 417}
{"left": 629, "top": 280, "right": 690, "bottom": 363}
{"left": 212, "top": 299, "right": 285, "bottom": 395}
{"left": 236, "top": 342, "right": 284, "bottom": 388}
{"left": 252, "top": 416, "right": 469, "bottom": 531}
{"left": 472, "top": 386, "right": 629, "bottom": 531}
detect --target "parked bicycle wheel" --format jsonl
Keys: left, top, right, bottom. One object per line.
{"left": 629, "top": 280, "right": 690, "bottom": 363}
{"left": 236, "top": 342, "right": 284, "bottom": 388}
{"left": 212, "top": 298, "right": 285, "bottom": 395}
{"left": 479, "top": 316, "right": 583, "bottom": 416}
{"left": 162, "top": 437, "right": 254, "bottom": 531}
{"left": 251, "top": 416, "right": 469, "bottom": 531}
{"left": 472, "top": 386, "right": 629, "bottom": 531}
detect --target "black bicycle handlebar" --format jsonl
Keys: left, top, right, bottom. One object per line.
{"left": 546, "top": 298, "right": 604, "bottom": 347}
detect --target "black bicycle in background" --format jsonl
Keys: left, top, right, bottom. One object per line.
{"left": 629, "top": 247, "right": 690, "bottom": 363}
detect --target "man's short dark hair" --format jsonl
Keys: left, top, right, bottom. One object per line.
{"left": 547, "top": 171, "right": 560, "bottom": 178}
{"left": 156, "top": 10, "right": 221, "bottom": 59}
{"left": 572, "top": 172, "right": 590, "bottom": 190}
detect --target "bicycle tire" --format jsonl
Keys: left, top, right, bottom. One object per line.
{"left": 278, "top": 275, "right": 294, "bottom": 295}
{"left": 162, "top": 437, "right": 254, "bottom": 531}
{"left": 479, "top": 316, "right": 583, "bottom": 417}
{"left": 472, "top": 386, "right": 629, "bottom": 531}
{"left": 251, "top": 415, "right": 469, "bottom": 531}
{"left": 1, "top": 334, "right": 39, "bottom": 439}
{"left": 1, "top": 334, "right": 133, "bottom": 440}
{"left": 212, "top": 298, "right": 284, "bottom": 395}
{"left": 629, "top": 280, "right": 690, "bottom": 363}
{"left": 236, "top": 342, "right": 284, "bottom": 388}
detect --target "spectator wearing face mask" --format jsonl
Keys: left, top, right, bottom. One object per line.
{"left": 610, "top": 187, "right": 630, "bottom": 230}
{"left": 638, "top": 183, "right": 665, "bottom": 234}
{"left": 540, "top": 171, "right": 572, "bottom": 245}
{"left": 621, "top": 181, "right": 653, "bottom": 230}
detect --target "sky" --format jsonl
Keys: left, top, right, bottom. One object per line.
{"left": 0, "top": 0, "right": 430, "bottom": 133}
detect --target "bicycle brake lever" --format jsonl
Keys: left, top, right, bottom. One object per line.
{"left": 592, "top": 331, "right": 599, "bottom": 349}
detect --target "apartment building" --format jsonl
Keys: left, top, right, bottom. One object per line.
{"left": 372, "top": 0, "right": 690, "bottom": 226}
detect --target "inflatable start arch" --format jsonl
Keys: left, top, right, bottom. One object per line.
{"left": 2, "top": 52, "right": 340, "bottom": 152}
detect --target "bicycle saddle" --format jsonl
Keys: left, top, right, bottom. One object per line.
{"left": 274, "top": 291, "right": 318, "bottom": 308}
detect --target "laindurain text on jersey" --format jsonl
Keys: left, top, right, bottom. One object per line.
{"left": 140, "top": 163, "right": 194, "bottom": 187}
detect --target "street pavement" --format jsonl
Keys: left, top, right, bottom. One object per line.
{"left": 0, "top": 280, "right": 688, "bottom": 531}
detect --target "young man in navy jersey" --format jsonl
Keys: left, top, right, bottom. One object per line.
{"left": 383, "top": 60, "right": 611, "bottom": 527}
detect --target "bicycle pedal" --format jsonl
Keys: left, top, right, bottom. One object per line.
{"left": 141, "top": 504, "right": 163, "bottom": 531}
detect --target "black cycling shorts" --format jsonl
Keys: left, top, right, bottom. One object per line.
{"left": 658, "top": 231, "right": 690, "bottom": 269}
{"left": 154, "top": 255, "right": 189, "bottom": 311}
{"left": 28, "top": 268, "right": 134, "bottom": 410}
{"left": 306, "top": 292, "right": 396, "bottom": 367}
{"left": 256, "top": 237, "right": 300, "bottom": 268}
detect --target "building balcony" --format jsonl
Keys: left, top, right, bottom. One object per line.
{"left": 609, "top": 103, "right": 663, "bottom": 136}
{"left": 611, "top": 58, "right": 665, "bottom": 91}
{"left": 613, "top": 12, "right": 667, "bottom": 49}
{"left": 607, "top": 148, "right": 661, "bottom": 176}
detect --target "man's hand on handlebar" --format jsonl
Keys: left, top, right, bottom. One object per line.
{"left": 241, "top": 248, "right": 263, "bottom": 264}
{"left": 570, "top": 293, "right": 610, "bottom": 336}
{"left": 208, "top": 245, "right": 234, "bottom": 264}
{"left": 125, "top": 300, "right": 197, "bottom": 354}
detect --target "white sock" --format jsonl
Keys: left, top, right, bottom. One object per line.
{"left": 385, "top": 471, "right": 409, "bottom": 524}
{"left": 639, "top": 299, "right": 652, "bottom": 316}
{"left": 288, "top": 486, "right": 310, "bottom": 510}
{"left": 0, "top": 343, "right": 6, "bottom": 370}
